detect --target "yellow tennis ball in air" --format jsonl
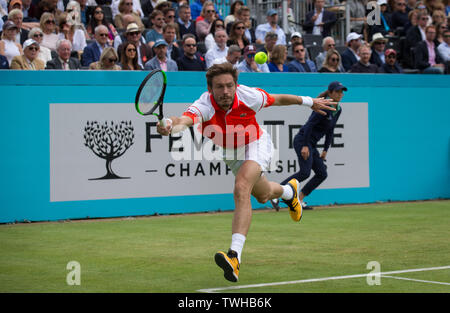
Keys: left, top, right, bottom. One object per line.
{"left": 254, "top": 51, "right": 268, "bottom": 64}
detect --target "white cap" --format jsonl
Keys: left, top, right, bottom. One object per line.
{"left": 291, "top": 32, "right": 302, "bottom": 39}
{"left": 346, "top": 32, "right": 362, "bottom": 43}
{"left": 23, "top": 38, "right": 39, "bottom": 49}
{"left": 377, "top": 0, "right": 387, "bottom": 5}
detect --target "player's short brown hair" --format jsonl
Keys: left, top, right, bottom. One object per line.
{"left": 206, "top": 63, "right": 238, "bottom": 88}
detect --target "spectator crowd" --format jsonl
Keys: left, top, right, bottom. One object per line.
{"left": 0, "top": 0, "right": 448, "bottom": 73}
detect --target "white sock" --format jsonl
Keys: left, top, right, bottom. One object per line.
{"left": 230, "top": 233, "right": 246, "bottom": 263}
{"left": 280, "top": 184, "right": 293, "bottom": 200}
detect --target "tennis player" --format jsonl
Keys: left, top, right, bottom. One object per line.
{"left": 156, "top": 63, "right": 336, "bottom": 282}
{"left": 272, "top": 81, "right": 346, "bottom": 211}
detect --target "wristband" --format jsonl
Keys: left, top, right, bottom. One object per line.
{"left": 300, "top": 96, "right": 313, "bottom": 108}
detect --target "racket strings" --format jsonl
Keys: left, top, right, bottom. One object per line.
{"left": 136, "top": 71, "right": 165, "bottom": 115}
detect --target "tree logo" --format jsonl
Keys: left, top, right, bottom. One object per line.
{"left": 84, "top": 121, "right": 134, "bottom": 180}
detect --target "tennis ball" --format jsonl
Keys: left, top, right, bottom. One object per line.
{"left": 254, "top": 51, "right": 268, "bottom": 64}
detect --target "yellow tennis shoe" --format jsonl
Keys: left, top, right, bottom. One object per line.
{"left": 214, "top": 250, "right": 240, "bottom": 282}
{"left": 282, "top": 178, "right": 303, "bottom": 222}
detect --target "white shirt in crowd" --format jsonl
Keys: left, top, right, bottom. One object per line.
{"left": 205, "top": 45, "right": 228, "bottom": 68}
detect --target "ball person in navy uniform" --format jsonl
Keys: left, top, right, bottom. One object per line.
{"left": 272, "top": 81, "right": 346, "bottom": 211}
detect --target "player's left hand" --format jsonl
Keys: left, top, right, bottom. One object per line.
{"left": 320, "top": 151, "right": 327, "bottom": 160}
{"left": 311, "top": 98, "right": 336, "bottom": 116}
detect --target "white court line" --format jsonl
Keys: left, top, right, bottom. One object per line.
{"left": 382, "top": 275, "right": 450, "bottom": 286}
{"left": 197, "top": 265, "right": 450, "bottom": 293}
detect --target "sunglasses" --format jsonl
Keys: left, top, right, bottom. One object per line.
{"left": 125, "top": 3, "right": 133, "bottom": 5}
{"left": 166, "top": 15, "right": 175, "bottom": 19}
{"left": 27, "top": 46, "right": 39, "bottom": 51}
{"left": 46, "top": 20, "right": 55, "bottom": 24}
{"left": 108, "top": 58, "right": 117, "bottom": 63}
{"left": 236, "top": 26, "right": 245, "bottom": 30}
{"left": 387, "top": 54, "right": 396, "bottom": 58}
{"left": 99, "top": 33, "right": 109, "bottom": 37}
{"left": 397, "top": 3, "right": 406, "bottom": 6}
{"left": 184, "top": 43, "right": 196, "bottom": 47}
{"left": 95, "top": 10, "right": 104, "bottom": 14}
{"left": 247, "top": 53, "right": 255, "bottom": 58}
{"left": 128, "top": 31, "right": 140, "bottom": 36}
{"left": 127, "top": 48, "right": 136, "bottom": 52}
{"left": 294, "top": 49, "right": 305, "bottom": 53}
{"left": 330, "top": 58, "right": 339, "bottom": 62}
{"left": 327, "top": 44, "right": 336, "bottom": 47}
{"left": 206, "top": 10, "right": 215, "bottom": 13}
{"left": 33, "top": 33, "right": 43, "bottom": 38}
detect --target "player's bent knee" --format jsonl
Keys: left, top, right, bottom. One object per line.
{"left": 255, "top": 194, "right": 270, "bottom": 204}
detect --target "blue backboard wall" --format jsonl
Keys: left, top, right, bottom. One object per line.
{"left": 0, "top": 71, "right": 449, "bottom": 223}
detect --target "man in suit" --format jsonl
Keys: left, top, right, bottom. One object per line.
{"left": 414, "top": 25, "right": 445, "bottom": 74}
{"left": 404, "top": 11, "right": 429, "bottom": 68}
{"left": 81, "top": 25, "right": 110, "bottom": 67}
{"left": 287, "top": 42, "right": 317, "bottom": 72}
{"left": 46, "top": 39, "right": 81, "bottom": 69}
{"left": 144, "top": 39, "right": 178, "bottom": 71}
{"left": 303, "top": 0, "right": 337, "bottom": 38}
{"left": 369, "top": 33, "right": 388, "bottom": 68}
{"left": 3, "top": 8, "right": 29, "bottom": 45}
{"left": 341, "top": 32, "right": 362, "bottom": 72}
{"left": 10, "top": 39, "right": 45, "bottom": 69}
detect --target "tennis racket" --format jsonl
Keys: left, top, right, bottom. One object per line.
{"left": 135, "top": 69, "right": 169, "bottom": 127}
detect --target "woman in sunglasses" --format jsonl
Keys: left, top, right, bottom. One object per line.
{"left": 89, "top": 46, "right": 121, "bottom": 70}
{"left": 319, "top": 49, "right": 344, "bottom": 73}
{"left": 86, "top": 5, "right": 118, "bottom": 46}
{"left": 39, "top": 12, "right": 59, "bottom": 51}
{"left": 196, "top": 1, "right": 217, "bottom": 42}
{"left": 28, "top": 27, "right": 52, "bottom": 64}
{"left": 0, "top": 21, "right": 23, "bottom": 67}
{"left": 119, "top": 41, "right": 142, "bottom": 70}
{"left": 227, "top": 20, "right": 250, "bottom": 54}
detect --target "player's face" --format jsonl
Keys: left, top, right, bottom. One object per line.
{"left": 329, "top": 89, "right": 344, "bottom": 103}
{"left": 209, "top": 74, "right": 236, "bottom": 111}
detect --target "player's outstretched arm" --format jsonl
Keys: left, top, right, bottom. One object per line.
{"left": 156, "top": 115, "right": 194, "bottom": 136}
{"left": 271, "top": 94, "right": 336, "bottom": 116}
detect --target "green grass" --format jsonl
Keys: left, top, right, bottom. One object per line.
{"left": 0, "top": 200, "right": 449, "bottom": 293}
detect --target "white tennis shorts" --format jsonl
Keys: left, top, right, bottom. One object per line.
{"left": 222, "top": 129, "right": 275, "bottom": 176}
